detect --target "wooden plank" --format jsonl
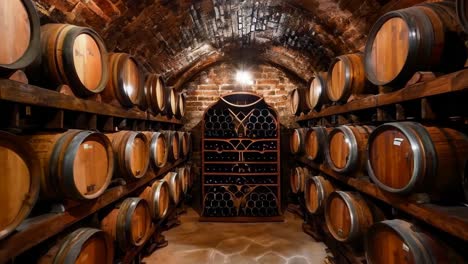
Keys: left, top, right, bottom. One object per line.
{"left": 297, "top": 69, "right": 468, "bottom": 122}
{"left": 0, "top": 160, "right": 185, "bottom": 262}
{"left": 0, "top": 79, "right": 182, "bottom": 125}
{"left": 296, "top": 157, "right": 468, "bottom": 241}
{"left": 148, "top": 112, "right": 183, "bottom": 125}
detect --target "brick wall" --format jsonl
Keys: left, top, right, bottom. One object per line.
{"left": 181, "top": 62, "right": 306, "bottom": 131}
{"left": 183, "top": 62, "right": 305, "bottom": 209}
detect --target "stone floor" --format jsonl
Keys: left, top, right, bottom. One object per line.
{"left": 144, "top": 208, "right": 328, "bottom": 264}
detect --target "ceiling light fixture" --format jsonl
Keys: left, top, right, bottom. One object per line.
{"left": 236, "top": 70, "right": 254, "bottom": 85}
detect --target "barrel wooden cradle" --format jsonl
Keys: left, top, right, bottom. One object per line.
{"left": 290, "top": 128, "right": 308, "bottom": 156}
{"left": 101, "top": 197, "right": 152, "bottom": 251}
{"left": 106, "top": 131, "right": 150, "bottom": 180}
{"left": 367, "top": 122, "right": 468, "bottom": 200}
{"left": 327, "top": 53, "right": 373, "bottom": 103}
{"left": 0, "top": 0, "right": 40, "bottom": 73}
{"left": 102, "top": 53, "right": 144, "bottom": 108}
{"left": 35, "top": 24, "right": 109, "bottom": 97}
{"left": 308, "top": 72, "right": 329, "bottom": 111}
{"left": 164, "top": 172, "right": 182, "bottom": 205}
{"left": 289, "top": 88, "right": 310, "bottom": 116}
{"left": 39, "top": 228, "right": 114, "bottom": 264}
{"left": 290, "top": 166, "right": 310, "bottom": 194}
{"left": 143, "top": 74, "right": 168, "bottom": 114}
{"left": 24, "top": 130, "right": 114, "bottom": 200}
{"left": 365, "top": 2, "right": 467, "bottom": 87}
{"left": 139, "top": 180, "right": 170, "bottom": 220}
{"left": 326, "top": 125, "right": 375, "bottom": 174}
{"left": 304, "top": 126, "right": 330, "bottom": 162}
{"left": 365, "top": 219, "right": 463, "bottom": 264}
{"left": 0, "top": 131, "right": 40, "bottom": 240}
{"left": 143, "top": 131, "right": 168, "bottom": 169}
{"left": 163, "top": 131, "right": 180, "bottom": 162}
{"left": 304, "top": 176, "right": 335, "bottom": 215}
{"left": 325, "top": 191, "right": 374, "bottom": 242}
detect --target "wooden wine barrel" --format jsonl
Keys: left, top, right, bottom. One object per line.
{"left": 139, "top": 180, "right": 170, "bottom": 220}
{"left": 176, "top": 166, "right": 190, "bottom": 195}
{"left": 290, "top": 167, "right": 310, "bottom": 194}
{"left": 186, "top": 132, "right": 193, "bottom": 157}
{"left": 367, "top": 122, "right": 468, "bottom": 200}
{"left": 289, "top": 88, "right": 310, "bottom": 116}
{"left": 457, "top": 0, "right": 468, "bottom": 33}
{"left": 142, "top": 132, "right": 168, "bottom": 169}
{"left": 101, "top": 197, "right": 152, "bottom": 250}
{"left": 103, "top": 53, "right": 144, "bottom": 108}
{"left": 185, "top": 163, "right": 196, "bottom": 190}
{"left": 177, "top": 131, "right": 190, "bottom": 159}
{"left": 0, "top": 0, "right": 40, "bottom": 72}
{"left": 327, "top": 53, "right": 372, "bottom": 103}
{"left": 162, "top": 131, "right": 180, "bottom": 162}
{"left": 167, "top": 88, "right": 186, "bottom": 119}
{"left": 164, "top": 172, "right": 183, "bottom": 204}
{"left": 304, "top": 176, "right": 335, "bottom": 214}
{"left": 38, "top": 24, "right": 109, "bottom": 97}
{"left": 106, "top": 131, "right": 150, "bottom": 180}
{"left": 308, "top": 72, "right": 330, "bottom": 111}
{"left": 25, "top": 130, "right": 114, "bottom": 200}
{"left": 143, "top": 74, "right": 168, "bottom": 114}
{"left": 325, "top": 191, "right": 373, "bottom": 242}
{"left": 0, "top": 131, "right": 40, "bottom": 240}
{"left": 178, "top": 92, "right": 186, "bottom": 119}
{"left": 365, "top": 219, "right": 463, "bottom": 264}
{"left": 290, "top": 128, "right": 308, "bottom": 155}
{"left": 326, "top": 125, "right": 375, "bottom": 174}
{"left": 365, "top": 2, "right": 467, "bottom": 87}
{"left": 166, "top": 88, "right": 179, "bottom": 118}
{"left": 40, "top": 228, "right": 114, "bottom": 264}
{"left": 305, "top": 127, "right": 330, "bottom": 162}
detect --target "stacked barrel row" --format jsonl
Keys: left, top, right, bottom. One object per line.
{"left": 0, "top": 0, "right": 186, "bottom": 119}
{"left": 289, "top": 0, "right": 468, "bottom": 115}
{"left": 291, "top": 123, "right": 468, "bottom": 202}
{"left": 37, "top": 162, "right": 195, "bottom": 264}
{"left": 293, "top": 171, "right": 465, "bottom": 263}
{"left": 0, "top": 129, "right": 192, "bottom": 244}
{"left": 289, "top": 122, "right": 468, "bottom": 262}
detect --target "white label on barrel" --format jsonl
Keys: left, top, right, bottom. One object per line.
{"left": 83, "top": 144, "right": 93, "bottom": 150}
{"left": 393, "top": 138, "right": 404, "bottom": 146}
{"left": 402, "top": 243, "right": 409, "bottom": 252}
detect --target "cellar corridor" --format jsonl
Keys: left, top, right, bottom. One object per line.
{"left": 143, "top": 208, "right": 328, "bottom": 264}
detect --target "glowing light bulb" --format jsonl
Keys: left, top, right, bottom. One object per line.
{"left": 236, "top": 70, "right": 254, "bottom": 85}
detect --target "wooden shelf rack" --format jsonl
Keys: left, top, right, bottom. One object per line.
{"left": 296, "top": 69, "right": 468, "bottom": 123}
{"left": 296, "top": 157, "right": 468, "bottom": 241}
{"left": 0, "top": 159, "right": 185, "bottom": 262}
{"left": 0, "top": 79, "right": 183, "bottom": 129}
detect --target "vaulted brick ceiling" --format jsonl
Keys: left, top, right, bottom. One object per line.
{"left": 35, "top": 0, "right": 404, "bottom": 86}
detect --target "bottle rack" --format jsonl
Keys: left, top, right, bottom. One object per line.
{"left": 200, "top": 92, "right": 283, "bottom": 222}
